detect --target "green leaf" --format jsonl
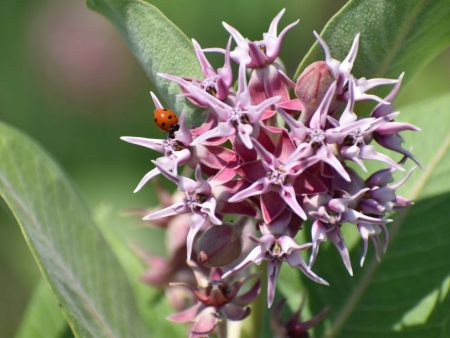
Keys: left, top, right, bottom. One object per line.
{"left": 15, "top": 280, "right": 72, "bottom": 338}
{"left": 93, "top": 204, "right": 186, "bottom": 337}
{"left": 296, "top": 0, "right": 450, "bottom": 86}
{"left": 0, "top": 123, "right": 149, "bottom": 338}
{"left": 86, "top": 0, "right": 202, "bottom": 114}
{"left": 301, "top": 94, "right": 450, "bottom": 338}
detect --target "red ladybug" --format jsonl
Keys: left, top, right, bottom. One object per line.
{"left": 153, "top": 108, "right": 179, "bottom": 133}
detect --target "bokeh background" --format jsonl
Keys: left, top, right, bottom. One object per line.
{"left": 0, "top": 0, "right": 449, "bottom": 336}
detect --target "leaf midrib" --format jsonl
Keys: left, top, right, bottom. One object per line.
{"left": 0, "top": 171, "right": 118, "bottom": 338}
{"left": 325, "top": 134, "right": 450, "bottom": 338}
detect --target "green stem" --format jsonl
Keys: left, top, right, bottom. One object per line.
{"left": 217, "top": 319, "right": 228, "bottom": 338}
{"left": 250, "top": 263, "right": 267, "bottom": 338}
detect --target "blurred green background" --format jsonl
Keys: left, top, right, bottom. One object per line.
{"left": 0, "top": 0, "right": 449, "bottom": 337}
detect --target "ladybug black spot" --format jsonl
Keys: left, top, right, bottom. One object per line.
{"left": 161, "top": 122, "right": 166, "bottom": 127}
{"left": 168, "top": 115, "right": 173, "bottom": 119}
{"left": 154, "top": 118, "right": 157, "bottom": 122}
{"left": 163, "top": 108, "right": 168, "bottom": 111}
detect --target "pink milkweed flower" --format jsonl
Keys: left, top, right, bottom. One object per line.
{"left": 121, "top": 92, "right": 192, "bottom": 192}
{"left": 170, "top": 38, "right": 233, "bottom": 107}
{"left": 305, "top": 189, "right": 391, "bottom": 276}
{"left": 271, "top": 298, "right": 329, "bottom": 338}
{"left": 223, "top": 8, "right": 299, "bottom": 68}
{"left": 314, "top": 32, "right": 399, "bottom": 103}
{"left": 371, "top": 73, "right": 421, "bottom": 166}
{"left": 324, "top": 78, "right": 405, "bottom": 172}
{"left": 278, "top": 82, "right": 351, "bottom": 181}
{"left": 222, "top": 224, "right": 328, "bottom": 308}
{"left": 228, "top": 133, "right": 327, "bottom": 223}
{"left": 122, "top": 92, "right": 242, "bottom": 192}
{"left": 143, "top": 164, "right": 221, "bottom": 260}
{"left": 356, "top": 163, "right": 416, "bottom": 266}
{"left": 161, "top": 64, "right": 281, "bottom": 149}
{"left": 168, "top": 264, "right": 260, "bottom": 338}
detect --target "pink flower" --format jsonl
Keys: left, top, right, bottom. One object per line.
{"left": 229, "top": 133, "right": 326, "bottom": 222}
{"left": 223, "top": 8, "right": 299, "bottom": 68}
{"left": 161, "top": 64, "right": 281, "bottom": 149}
{"left": 168, "top": 264, "right": 260, "bottom": 337}
{"left": 222, "top": 224, "right": 327, "bottom": 308}
{"left": 143, "top": 164, "right": 221, "bottom": 260}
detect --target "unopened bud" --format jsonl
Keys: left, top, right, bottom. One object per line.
{"left": 196, "top": 224, "right": 242, "bottom": 267}
{"left": 295, "top": 61, "right": 335, "bottom": 124}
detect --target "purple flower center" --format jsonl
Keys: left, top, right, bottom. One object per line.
{"left": 266, "top": 166, "right": 287, "bottom": 185}
{"left": 308, "top": 129, "right": 326, "bottom": 146}
{"left": 201, "top": 76, "right": 219, "bottom": 96}
{"left": 267, "top": 240, "right": 285, "bottom": 260}
{"left": 230, "top": 107, "right": 250, "bottom": 125}
{"left": 204, "top": 280, "right": 233, "bottom": 307}
{"left": 345, "top": 128, "right": 364, "bottom": 146}
{"left": 184, "top": 193, "right": 208, "bottom": 210}
{"left": 164, "top": 138, "right": 185, "bottom": 156}
{"left": 256, "top": 41, "right": 267, "bottom": 55}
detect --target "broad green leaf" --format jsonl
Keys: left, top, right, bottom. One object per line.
{"left": 296, "top": 0, "right": 450, "bottom": 87}
{"left": 15, "top": 280, "right": 72, "bottom": 338}
{"left": 298, "top": 94, "right": 450, "bottom": 338}
{"left": 0, "top": 123, "right": 149, "bottom": 338}
{"left": 87, "top": 0, "right": 202, "bottom": 114}
{"left": 94, "top": 205, "right": 185, "bottom": 337}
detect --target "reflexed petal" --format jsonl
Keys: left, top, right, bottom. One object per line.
{"left": 167, "top": 303, "right": 202, "bottom": 323}
{"left": 328, "top": 227, "right": 353, "bottom": 276}
{"left": 252, "top": 138, "right": 278, "bottom": 166}
{"left": 267, "top": 260, "right": 282, "bottom": 308}
{"left": 261, "top": 191, "right": 287, "bottom": 223}
{"left": 309, "top": 220, "right": 327, "bottom": 267}
{"left": 234, "top": 279, "right": 261, "bottom": 306}
{"left": 286, "top": 251, "right": 329, "bottom": 286}
{"left": 280, "top": 185, "right": 307, "bottom": 220}
{"left": 190, "top": 307, "right": 218, "bottom": 337}
{"left": 187, "top": 214, "right": 209, "bottom": 260}
{"left": 222, "top": 303, "right": 251, "bottom": 321}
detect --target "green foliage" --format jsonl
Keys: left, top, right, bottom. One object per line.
{"left": 300, "top": 94, "right": 450, "bottom": 338}
{"left": 296, "top": 0, "right": 450, "bottom": 86}
{"left": 2, "top": 0, "right": 449, "bottom": 337}
{"left": 94, "top": 205, "right": 186, "bottom": 337}
{"left": 0, "top": 123, "right": 148, "bottom": 338}
{"left": 15, "top": 280, "right": 73, "bottom": 338}
{"left": 87, "top": 0, "right": 202, "bottom": 115}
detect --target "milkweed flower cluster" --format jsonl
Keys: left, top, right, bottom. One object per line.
{"left": 122, "top": 8, "right": 418, "bottom": 338}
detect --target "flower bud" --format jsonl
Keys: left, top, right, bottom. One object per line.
{"left": 196, "top": 224, "right": 242, "bottom": 267}
{"left": 295, "top": 61, "right": 335, "bottom": 124}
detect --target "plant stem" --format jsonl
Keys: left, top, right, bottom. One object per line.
{"left": 250, "top": 263, "right": 267, "bottom": 338}
{"left": 217, "top": 319, "right": 228, "bottom": 338}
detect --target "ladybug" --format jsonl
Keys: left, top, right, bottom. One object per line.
{"left": 154, "top": 108, "right": 179, "bottom": 136}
